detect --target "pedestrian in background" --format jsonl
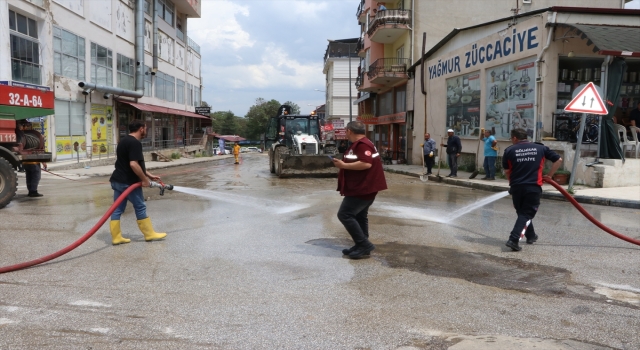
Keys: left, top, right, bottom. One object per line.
{"left": 421, "top": 133, "right": 436, "bottom": 175}
{"left": 23, "top": 161, "right": 46, "bottom": 197}
{"left": 502, "top": 128, "right": 562, "bottom": 251}
{"left": 233, "top": 142, "right": 241, "bottom": 164}
{"left": 441, "top": 129, "right": 461, "bottom": 178}
{"left": 480, "top": 128, "right": 498, "bottom": 180}
{"left": 338, "top": 140, "right": 348, "bottom": 154}
{"left": 109, "top": 120, "right": 167, "bottom": 245}
{"left": 331, "top": 121, "right": 387, "bottom": 259}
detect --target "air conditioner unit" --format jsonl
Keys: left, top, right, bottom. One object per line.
{"left": 522, "top": 0, "right": 531, "bottom": 4}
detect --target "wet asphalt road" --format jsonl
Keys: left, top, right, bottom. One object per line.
{"left": 1, "top": 154, "right": 639, "bottom": 350}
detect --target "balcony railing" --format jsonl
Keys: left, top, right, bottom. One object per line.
{"left": 367, "top": 58, "right": 409, "bottom": 80}
{"left": 356, "top": 0, "right": 365, "bottom": 19}
{"left": 176, "top": 28, "right": 185, "bottom": 42}
{"left": 324, "top": 42, "right": 359, "bottom": 62}
{"left": 355, "top": 73, "right": 364, "bottom": 89}
{"left": 187, "top": 36, "right": 200, "bottom": 55}
{"left": 355, "top": 37, "right": 364, "bottom": 54}
{"left": 367, "top": 9, "right": 412, "bottom": 36}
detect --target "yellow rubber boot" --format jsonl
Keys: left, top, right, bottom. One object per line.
{"left": 110, "top": 220, "right": 131, "bottom": 245}
{"left": 136, "top": 217, "right": 167, "bottom": 241}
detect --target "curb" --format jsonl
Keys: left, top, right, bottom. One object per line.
{"left": 384, "top": 168, "right": 640, "bottom": 209}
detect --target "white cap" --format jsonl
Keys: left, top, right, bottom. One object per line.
{"left": 447, "top": 129, "right": 454, "bottom": 132}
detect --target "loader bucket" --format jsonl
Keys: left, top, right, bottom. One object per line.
{"left": 278, "top": 154, "right": 340, "bottom": 177}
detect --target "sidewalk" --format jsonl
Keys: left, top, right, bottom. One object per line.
{"left": 46, "top": 155, "right": 236, "bottom": 178}
{"left": 383, "top": 164, "right": 640, "bottom": 209}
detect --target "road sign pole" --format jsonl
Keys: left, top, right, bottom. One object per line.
{"left": 568, "top": 113, "right": 587, "bottom": 190}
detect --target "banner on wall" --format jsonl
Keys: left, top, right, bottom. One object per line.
{"left": 446, "top": 72, "right": 481, "bottom": 137}
{"left": 91, "top": 104, "right": 114, "bottom": 154}
{"left": 55, "top": 136, "right": 86, "bottom": 157}
{"left": 485, "top": 57, "right": 536, "bottom": 139}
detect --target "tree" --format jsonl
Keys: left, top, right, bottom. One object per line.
{"left": 210, "top": 111, "right": 238, "bottom": 135}
{"left": 283, "top": 101, "right": 301, "bottom": 115}
{"left": 244, "top": 98, "right": 282, "bottom": 140}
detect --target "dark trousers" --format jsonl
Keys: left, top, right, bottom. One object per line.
{"left": 423, "top": 154, "right": 434, "bottom": 173}
{"left": 24, "top": 164, "right": 41, "bottom": 193}
{"left": 483, "top": 156, "right": 496, "bottom": 178}
{"left": 509, "top": 185, "right": 541, "bottom": 242}
{"left": 447, "top": 153, "right": 458, "bottom": 176}
{"left": 337, "top": 196, "right": 374, "bottom": 248}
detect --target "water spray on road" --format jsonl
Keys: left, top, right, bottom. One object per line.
{"left": 376, "top": 191, "right": 510, "bottom": 224}
{"left": 171, "top": 186, "right": 309, "bottom": 214}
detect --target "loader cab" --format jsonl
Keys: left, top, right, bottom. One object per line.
{"left": 263, "top": 105, "right": 320, "bottom": 150}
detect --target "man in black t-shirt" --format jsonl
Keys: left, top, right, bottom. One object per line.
{"left": 109, "top": 120, "right": 167, "bottom": 245}
{"left": 502, "top": 128, "right": 562, "bottom": 252}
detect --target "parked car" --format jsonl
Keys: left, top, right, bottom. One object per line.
{"left": 246, "top": 147, "right": 262, "bottom": 153}
{"left": 240, "top": 147, "right": 249, "bottom": 153}
{"left": 213, "top": 146, "right": 231, "bottom": 155}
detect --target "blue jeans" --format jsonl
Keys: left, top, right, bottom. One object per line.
{"left": 111, "top": 181, "right": 147, "bottom": 220}
{"left": 447, "top": 153, "right": 458, "bottom": 176}
{"left": 483, "top": 156, "right": 496, "bottom": 178}
{"left": 24, "top": 163, "right": 41, "bottom": 193}
{"left": 337, "top": 196, "right": 375, "bottom": 248}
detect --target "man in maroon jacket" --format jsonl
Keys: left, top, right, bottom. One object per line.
{"left": 332, "top": 121, "right": 388, "bottom": 259}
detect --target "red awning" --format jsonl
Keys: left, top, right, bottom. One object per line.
{"left": 208, "top": 134, "right": 246, "bottom": 142}
{"left": 117, "top": 100, "right": 210, "bottom": 119}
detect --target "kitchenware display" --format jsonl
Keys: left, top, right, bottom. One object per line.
{"left": 635, "top": 85, "right": 640, "bottom": 94}
{"left": 461, "top": 121, "right": 470, "bottom": 135}
{"left": 491, "top": 70, "right": 496, "bottom": 83}
{"left": 584, "top": 68, "right": 592, "bottom": 82}
{"left": 461, "top": 95, "right": 472, "bottom": 104}
{"left": 561, "top": 69, "right": 568, "bottom": 81}
{"left": 594, "top": 68, "right": 601, "bottom": 81}
{"left": 507, "top": 80, "right": 518, "bottom": 100}
{"left": 449, "top": 95, "right": 460, "bottom": 105}
{"left": 570, "top": 71, "right": 576, "bottom": 80}
{"left": 490, "top": 85, "right": 499, "bottom": 99}
{"left": 621, "top": 86, "right": 627, "bottom": 94}
{"left": 623, "top": 72, "right": 629, "bottom": 83}
{"left": 576, "top": 69, "right": 583, "bottom": 82}
{"left": 501, "top": 112, "right": 511, "bottom": 136}
{"left": 630, "top": 72, "right": 637, "bottom": 83}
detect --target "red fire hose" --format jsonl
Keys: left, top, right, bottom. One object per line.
{"left": 0, "top": 183, "right": 142, "bottom": 274}
{"left": 543, "top": 178, "right": 640, "bottom": 246}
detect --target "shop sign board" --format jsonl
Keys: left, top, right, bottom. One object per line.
{"left": 428, "top": 26, "right": 539, "bottom": 80}
{"left": 195, "top": 106, "right": 211, "bottom": 116}
{"left": 564, "top": 82, "right": 608, "bottom": 115}
{"left": 0, "top": 84, "right": 54, "bottom": 109}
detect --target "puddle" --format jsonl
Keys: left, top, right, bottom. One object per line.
{"left": 308, "top": 239, "right": 639, "bottom": 309}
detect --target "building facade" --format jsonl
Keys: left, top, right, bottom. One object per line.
{"left": 1, "top": 0, "right": 207, "bottom": 162}
{"left": 411, "top": 7, "right": 640, "bottom": 187}
{"left": 354, "top": 0, "right": 628, "bottom": 165}
{"left": 323, "top": 39, "right": 359, "bottom": 141}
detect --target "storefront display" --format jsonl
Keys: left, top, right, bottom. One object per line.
{"left": 446, "top": 72, "right": 481, "bottom": 137}
{"left": 90, "top": 104, "right": 113, "bottom": 155}
{"left": 485, "top": 56, "right": 536, "bottom": 139}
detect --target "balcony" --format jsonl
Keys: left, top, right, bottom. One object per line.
{"left": 173, "top": 0, "right": 201, "bottom": 18}
{"left": 355, "top": 37, "right": 365, "bottom": 58}
{"left": 187, "top": 36, "right": 200, "bottom": 55}
{"left": 176, "top": 28, "right": 185, "bottom": 42}
{"left": 355, "top": 73, "right": 364, "bottom": 89}
{"left": 367, "top": 9, "right": 412, "bottom": 44}
{"left": 356, "top": 0, "right": 366, "bottom": 24}
{"left": 367, "top": 58, "right": 409, "bottom": 86}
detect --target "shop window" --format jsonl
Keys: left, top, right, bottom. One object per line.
{"left": 117, "top": 54, "right": 135, "bottom": 90}
{"left": 446, "top": 71, "right": 481, "bottom": 138}
{"left": 156, "top": 0, "right": 174, "bottom": 26}
{"left": 378, "top": 91, "right": 393, "bottom": 116}
{"left": 91, "top": 42, "right": 113, "bottom": 86}
{"left": 53, "top": 26, "right": 85, "bottom": 81}
{"left": 9, "top": 10, "right": 41, "bottom": 85}
{"left": 194, "top": 86, "right": 200, "bottom": 107}
{"left": 176, "top": 79, "right": 185, "bottom": 104}
{"left": 395, "top": 85, "right": 406, "bottom": 113}
{"left": 485, "top": 57, "right": 536, "bottom": 139}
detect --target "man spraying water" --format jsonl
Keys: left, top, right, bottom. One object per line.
{"left": 502, "top": 128, "right": 562, "bottom": 251}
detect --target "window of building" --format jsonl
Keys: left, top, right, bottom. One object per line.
{"left": 54, "top": 100, "right": 85, "bottom": 137}
{"left": 187, "top": 83, "right": 193, "bottom": 106}
{"left": 194, "top": 86, "right": 200, "bottom": 107}
{"left": 9, "top": 10, "right": 41, "bottom": 85}
{"left": 53, "top": 26, "right": 85, "bottom": 81}
{"left": 116, "top": 54, "right": 135, "bottom": 90}
{"left": 91, "top": 43, "right": 113, "bottom": 86}
{"left": 144, "top": 72, "right": 152, "bottom": 97}
{"left": 155, "top": 71, "right": 175, "bottom": 102}
{"left": 176, "top": 79, "right": 185, "bottom": 104}
{"left": 396, "top": 46, "right": 404, "bottom": 61}
{"left": 156, "top": 0, "right": 174, "bottom": 26}
{"left": 395, "top": 85, "right": 406, "bottom": 113}
{"left": 144, "top": 0, "right": 151, "bottom": 15}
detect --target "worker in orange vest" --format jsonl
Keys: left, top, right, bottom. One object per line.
{"left": 233, "top": 142, "right": 241, "bottom": 164}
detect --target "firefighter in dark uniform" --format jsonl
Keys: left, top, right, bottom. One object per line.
{"left": 502, "top": 128, "right": 562, "bottom": 251}
{"left": 331, "top": 121, "right": 387, "bottom": 259}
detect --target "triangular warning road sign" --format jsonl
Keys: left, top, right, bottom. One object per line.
{"left": 564, "top": 82, "right": 608, "bottom": 115}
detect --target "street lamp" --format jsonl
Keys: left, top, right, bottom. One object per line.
{"left": 328, "top": 39, "right": 355, "bottom": 123}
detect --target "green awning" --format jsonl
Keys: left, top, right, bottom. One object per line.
{"left": 0, "top": 105, "right": 54, "bottom": 120}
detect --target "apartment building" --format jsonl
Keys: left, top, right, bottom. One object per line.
{"left": 1, "top": 0, "right": 207, "bottom": 161}
{"left": 322, "top": 38, "right": 359, "bottom": 140}
{"left": 354, "top": 0, "right": 628, "bottom": 165}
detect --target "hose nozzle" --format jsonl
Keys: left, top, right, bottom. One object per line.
{"left": 148, "top": 181, "right": 174, "bottom": 196}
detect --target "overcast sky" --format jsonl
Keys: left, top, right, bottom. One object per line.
{"left": 187, "top": 0, "right": 640, "bottom": 117}
{"left": 188, "top": 0, "right": 360, "bottom": 116}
